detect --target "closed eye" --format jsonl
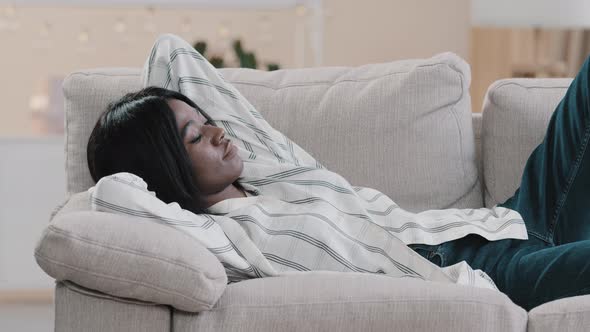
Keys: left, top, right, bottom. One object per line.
{"left": 189, "top": 120, "right": 214, "bottom": 144}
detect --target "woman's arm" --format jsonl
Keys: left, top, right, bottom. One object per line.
{"left": 141, "top": 33, "right": 323, "bottom": 169}
{"left": 89, "top": 172, "right": 254, "bottom": 272}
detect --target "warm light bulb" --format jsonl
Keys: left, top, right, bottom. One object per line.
{"left": 218, "top": 25, "right": 230, "bottom": 38}
{"left": 144, "top": 6, "right": 157, "bottom": 33}
{"left": 3, "top": 4, "right": 19, "bottom": 31}
{"left": 40, "top": 21, "right": 51, "bottom": 37}
{"left": 5, "top": 4, "right": 15, "bottom": 17}
{"left": 29, "top": 94, "right": 49, "bottom": 112}
{"left": 114, "top": 18, "right": 126, "bottom": 33}
{"left": 258, "top": 15, "right": 271, "bottom": 29}
{"left": 295, "top": 5, "right": 307, "bottom": 17}
{"left": 181, "top": 17, "right": 191, "bottom": 33}
{"left": 78, "top": 30, "right": 89, "bottom": 43}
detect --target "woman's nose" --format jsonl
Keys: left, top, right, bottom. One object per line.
{"left": 206, "top": 126, "right": 225, "bottom": 145}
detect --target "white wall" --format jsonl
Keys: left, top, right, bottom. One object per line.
{"left": 325, "top": 0, "right": 470, "bottom": 66}
{"left": 0, "top": 138, "right": 65, "bottom": 289}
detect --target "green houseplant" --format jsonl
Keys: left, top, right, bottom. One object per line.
{"left": 193, "top": 39, "right": 280, "bottom": 71}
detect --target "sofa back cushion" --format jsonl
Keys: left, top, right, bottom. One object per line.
{"left": 482, "top": 78, "right": 571, "bottom": 207}
{"left": 63, "top": 68, "right": 141, "bottom": 196}
{"left": 64, "top": 52, "right": 481, "bottom": 212}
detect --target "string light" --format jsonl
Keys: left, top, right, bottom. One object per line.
{"left": 5, "top": 4, "right": 15, "bottom": 18}
{"left": 32, "top": 21, "right": 52, "bottom": 50}
{"left": 218, "top": 25, "right": 230, "bottom": 39}
{"left": 259, "top": 15, "right": 271, "bottom": 30}
{"left": 40, "top": 21, "right": 51, "bottom": 37}
{"left": 114, "top": 18, "right": 126, "bottom": 33}
{"left": 78, "top": 29, "right": 89, "bottom": 43}
{"left": 143, "top": 6, "right": 157, "bottom": 33}
{"left": 258, "top": 15, "right": 272, "bottom": 45}
{"left": 181, "top": 17, "right": 191, "bottom": 33}
{"left": 29, "top": 94, "right": 49, "bottom": 112}
{"left": 295, "top": 5, "right": 307, "bottom": 17}
{"left": 3, "top": 3, "right": 19, "bottom": 31}
{"left": 76, "top": 28, "right": 93, "bottom": 54}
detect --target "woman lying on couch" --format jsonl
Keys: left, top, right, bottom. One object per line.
{"left": 86, "top": 34, "right": 590, "bottom": 311}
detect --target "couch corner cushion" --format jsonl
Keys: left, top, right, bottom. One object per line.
{"left": 34, "top": 210, "right": 227, "bottom": 312}
{"left": 528, "top": 295, "right": 590, "bottom": 331}
{"left": 481, "top": 78, "right": 572, "bottom": 207}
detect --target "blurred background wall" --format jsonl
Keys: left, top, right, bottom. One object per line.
{"left": 0, "top": 0, "right": 471, "bottom": 137}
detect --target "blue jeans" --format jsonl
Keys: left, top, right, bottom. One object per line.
{"left": 409, "top": 56, "right": 590, "bottom": 311}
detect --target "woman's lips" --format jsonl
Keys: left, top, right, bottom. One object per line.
{"left": 223, "top": 141, "right": 236, "bottom": 159}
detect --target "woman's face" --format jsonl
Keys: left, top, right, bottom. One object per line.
{"left": 168, "top": 99, "right": 243, "bottom": 194}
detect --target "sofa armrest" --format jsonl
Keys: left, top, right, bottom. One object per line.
{"left": 34, "top": 209, "right": 227, "bottom": 312}
{"left": 55, "top": 280, "right": 171, "bottom": 332}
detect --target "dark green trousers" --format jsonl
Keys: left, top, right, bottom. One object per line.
{"left": 410, "top": 56, "right": 590, "bottom": 311}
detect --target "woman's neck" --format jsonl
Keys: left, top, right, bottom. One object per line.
{"left": 200, "top": 183, "right": 246, "bottom": 209}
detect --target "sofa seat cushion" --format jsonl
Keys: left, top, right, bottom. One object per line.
{"left": 174, "top": 272, "right": 527, "bottom": 332}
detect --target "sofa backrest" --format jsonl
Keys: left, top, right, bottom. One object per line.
{"left": 63, "top": 53, "right": 482, "bottom": 212}
{"left": 481, "top": 78, "right": 571, "bottom": 207}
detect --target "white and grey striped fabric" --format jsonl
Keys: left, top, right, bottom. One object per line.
{"left": 90, "top": 34, "right": 528, "bottom": 291}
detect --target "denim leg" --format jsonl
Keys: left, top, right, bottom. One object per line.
{"left": 499, "top": 239, "right": 590, "bottom": 311}
{"left": 436, "top": 234, "right": 590, "bottom": 310}
{"left": 436, "top": 57, "right": 590, "bottom": 310}
{"left": 498, "top": 55, "right": 590, "bottom": 245}
{"left": 407, "top": 244, "right": 443, "bottom": 266}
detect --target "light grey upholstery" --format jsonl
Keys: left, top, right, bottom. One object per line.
{"left": 55, "top": 281, "right": 170, "bottom": 332}
{"left": 174, "top": 272, "right": 527, "bottom": 332}
{"left": 45, "top": 61, "right": 590, "bottom": 332}
{"left": 36, "top": 206, "right": 227, "bottom": 313}
{"left": 481, "top": 78, "right": 572, "bottom": 207}
{"left": 528, "top": 295, "right": 590, "bottom": 332}
{"left": 64, "top": 54, "right": 482, "bottom": 213}
{"left": 218, "top": 55, "right": 481, "bottom": 212}
{"left": 63, "top": 68, "right": 141, "bottom": 196}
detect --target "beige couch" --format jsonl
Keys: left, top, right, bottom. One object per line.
{"left": 35, "top": 53, "right": 590, "bottom": 331}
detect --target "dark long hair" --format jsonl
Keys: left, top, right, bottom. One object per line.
{"left": 87, "top": 86, "right": 212, "bottom": 214}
